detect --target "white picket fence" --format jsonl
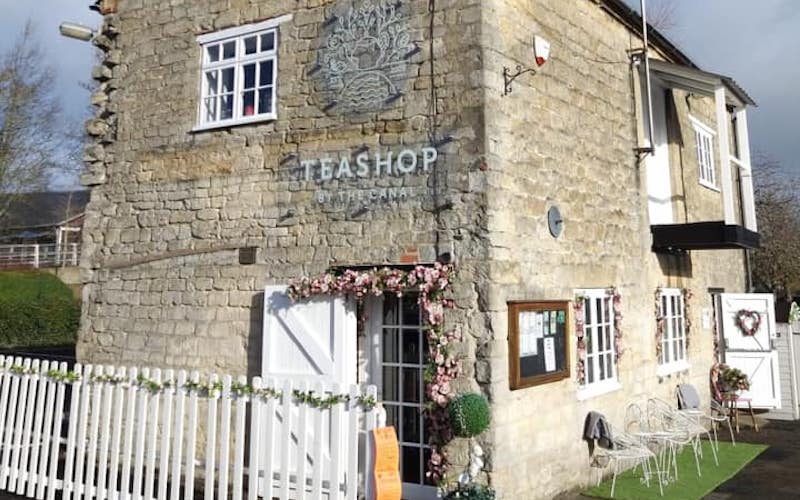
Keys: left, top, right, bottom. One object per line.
{"left": 0, "top": 355, "right": 380, "bottom": 500}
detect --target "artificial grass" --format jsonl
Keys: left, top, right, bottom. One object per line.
{"left": 584, "top": 441, "right": 767, "bottom": 500}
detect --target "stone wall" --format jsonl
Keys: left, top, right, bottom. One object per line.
{"left": 479, "top": 1, "right": 745, "bottom": 498}
{"left": 79, "top": 0, "right": 752, "bottom": 498}
{"left": 79, "top": 0, "right": 488, "bottom": 379}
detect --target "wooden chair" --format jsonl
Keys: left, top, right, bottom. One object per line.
{"left": 712, "top": 379, "right": 758, "bottom": 433}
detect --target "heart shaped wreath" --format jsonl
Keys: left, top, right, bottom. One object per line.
{"left": 735, "top": 309, "right": 762, "bottom": 337}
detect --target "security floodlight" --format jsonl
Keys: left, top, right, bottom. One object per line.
{"left": 59, "top": 22, "right": 95, "bottom": 42}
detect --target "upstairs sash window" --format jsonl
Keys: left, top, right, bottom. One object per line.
{"left": 195, "top": 17, "right": 290, "bottom": 130}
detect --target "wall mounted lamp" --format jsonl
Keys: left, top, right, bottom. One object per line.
{"left": 59, "top": 22, "right": 96, "bottom": 42}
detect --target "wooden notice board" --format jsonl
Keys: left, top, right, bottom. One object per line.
{"left": 508, "top": 300, "right": 570, "bottom": 389}
{"left": 373, "top": 426, "right": 402, "bottom": 500}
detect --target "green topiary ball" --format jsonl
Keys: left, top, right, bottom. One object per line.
{"left": 448, "top": 393, "right": 490, "bottom": 438}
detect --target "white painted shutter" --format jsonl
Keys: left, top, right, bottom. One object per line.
{"left": 260, "top": 285, "right": 358, "bottom": 494}
{"left": 721, "top": 293, "right": 781, "bottom": 409}
{"left": 645, "top": 82, "right": 674, "bottom": 225}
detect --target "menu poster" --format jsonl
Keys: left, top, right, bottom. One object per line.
{"left": 544, "top": 337, "right": 556, "bottom": 372}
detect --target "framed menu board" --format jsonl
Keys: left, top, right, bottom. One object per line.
{"left": 508, "top": 301, "right": 570, "bottom": 390}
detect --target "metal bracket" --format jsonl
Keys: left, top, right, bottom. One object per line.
{"left": 503, "top": 65, "right": 537, "bottom": 96}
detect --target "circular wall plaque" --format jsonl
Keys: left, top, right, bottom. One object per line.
{"left": 548, "top": 206, "right": 563, "bottom": 238}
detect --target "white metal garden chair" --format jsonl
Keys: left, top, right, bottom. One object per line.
{"left": 676, "top": 383, "right": 735, "bottom": 452}
{"left": 625, "top": 401, "right": 686, "bottom": 489}
{"left": 647, "top": 398, "right": 709, "bottom": 477}
{"left": 592, "top": 419, "right": 662, "bottom": 497}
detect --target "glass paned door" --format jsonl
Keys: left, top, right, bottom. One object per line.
{"left": 370, "top": 294, "right": 436, "bottom": 499}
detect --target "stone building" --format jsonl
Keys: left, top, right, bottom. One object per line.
{"left": 79, "top": 0, "right": 763, "bottom": 498}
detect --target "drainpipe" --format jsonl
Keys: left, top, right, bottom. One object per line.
{"left": 640, "top": 0, "right": 655, "bottom": 155}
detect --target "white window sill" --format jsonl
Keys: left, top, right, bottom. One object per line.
{"left": 191, "top": 114, "right": 276, "bottom": 133}
{"left": 699, "top": 180, "right": 720, "bottom": 192}
{"left": 657, "top": 360, "right": 690, "bottom": 378}
{"left": 577, "top": 379, "right": 622, "bottom": 401}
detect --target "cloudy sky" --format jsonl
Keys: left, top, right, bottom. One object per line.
{"left": 0, "top": 0, "right": 797, "bottom": 176}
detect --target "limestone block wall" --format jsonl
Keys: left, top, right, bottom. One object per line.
{"left": 78, "top": 0, "right": 754, "bottom": 497}
{"left": 78, "top": 0, "right": 490, "bottom": 382}
{"left": 479, "top": 1, "right": 746, "bottom": 498}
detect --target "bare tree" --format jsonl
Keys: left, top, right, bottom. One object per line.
{"left": 0, "top": 22, "right": 80, "bottom": 222}
{"left": 751, "top": 156, "right": 800, "bottom": 299}
{"left": 647, "top": 0, "right": 679, "bottom": 34}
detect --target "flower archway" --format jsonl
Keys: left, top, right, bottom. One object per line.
{"left": 286, "top": 262, "right": 460, "bottom": 484}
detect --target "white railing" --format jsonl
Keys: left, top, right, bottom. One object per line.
{"left": 0, "top": 244, "right": 80, "bottom": 269}
{"left": 0, "top": 355, "right": 381, "bottom": 500}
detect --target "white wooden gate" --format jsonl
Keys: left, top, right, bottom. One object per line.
{"left": 720, "top": 293, "right": 781, "bottom": 409}
{"left": 0, "top": 355, "right": 379, "bottom": 500}
{"left": 261, "top": 287, "right": 359, "bottom": 496}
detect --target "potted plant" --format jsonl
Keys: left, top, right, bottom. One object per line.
{"left": 718, "top": 364, "right": 750, "bottom": 392}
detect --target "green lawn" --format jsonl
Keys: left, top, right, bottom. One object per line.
{"left": 0, "top": 270, "right": 80, "bottom": 349}
{"left": 584, "top": 441, "right": 767, "bottom": 500}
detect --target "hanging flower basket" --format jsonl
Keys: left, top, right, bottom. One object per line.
{"left": 735, "top": 309, "right": 762, "bottom": 337}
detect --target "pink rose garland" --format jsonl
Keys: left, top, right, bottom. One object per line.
{"left": 287, "top": 262, "right": 459, "bottom": 484}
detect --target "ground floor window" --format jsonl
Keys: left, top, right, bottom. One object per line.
{"left": 577, "top": 289, "right": 618, "bottom": 395}
{"left": 658, "top": 287, "right": 688, "bottom": 371}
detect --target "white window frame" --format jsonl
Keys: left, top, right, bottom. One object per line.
{"left": 657, "top": 288, "right": 690, "bottom": 376}
{"left": 689, "top": 115, "right": 718, "bottom": 191}
{"left": 576, "top": 289, "right": 621, "bottom": 401}
{"left": 193, "top": 15, "right": 292, "bottom": 132}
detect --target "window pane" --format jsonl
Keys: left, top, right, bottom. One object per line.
{"left": 220, "top": 94, "right": 233, "bottom": 120}
{"left": 606, "top": 353, "right": 614, "bottom": 379}
{"left": 402, "top": 368, "right": 420, "bottom": 404}
{"left": 243, "top": 63, "right": 256, "bottom": 89}
{"left": 383, "top": 329, "right": 399, "bottom": 363}
{"left": 385, "top": 404, "right": 399, "bottom": 429}
{"left": 222, "top": 40, "right": 236, "bottom": 59}
{"left": 587, "top": 356, "right": 594, "bottom": 384}
{"left": 402, "top": 329, "right": 421, "bottom": 364}
{"left": 205, "top": 70, "right": 219, "bottom": 95}
{"left": 221, "top": 67, "right": 235, "bottom": 93}
{"left": 259, "top": 60, "right": 274, "bottom": 86}
{"left": 244, "top": 36, "right": 257, "bottom": 55}
{"left": 382, "top": 367, "right": 399, "bottom": 402}
{"left": 402, "top": 297, "right": 420, "bottom": 326}
{"left": 204, "top": 97, "right": 217, "bottom": 122}
{"left": 261, "top": 32, "right": 275, "bottom": 52}
{"left": 597, "top": 324, "right": 604, "bottom": 351}
{"left": 384, "top": 297, "right": 400, "bottom": 326}
{"left": 598, "top": 352, "right": 605, "bottom": 380}
{"left": 258, "top": 89, "right": 272, "bottom": 113}
{"left": 242, "top": 90, "right": 255, "bottom": 116}
{"left": 401, "top": 447, "right": 421, "bottom": 484}
{"left": 207, "top": 45, "right": 220, "bottom": 63}
{"left": 402, "top": 406, "right": 421, "bottom": 443}
{"left": 423, "top": 448, "right": 435, "bottom": 486}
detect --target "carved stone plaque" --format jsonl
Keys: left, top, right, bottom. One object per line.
{"left": 318, "top": 0, "right": 414, "bottom": 114}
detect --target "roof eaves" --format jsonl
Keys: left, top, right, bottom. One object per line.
{"left": 595, "top": 0, "right": 697, "bottom": 68}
